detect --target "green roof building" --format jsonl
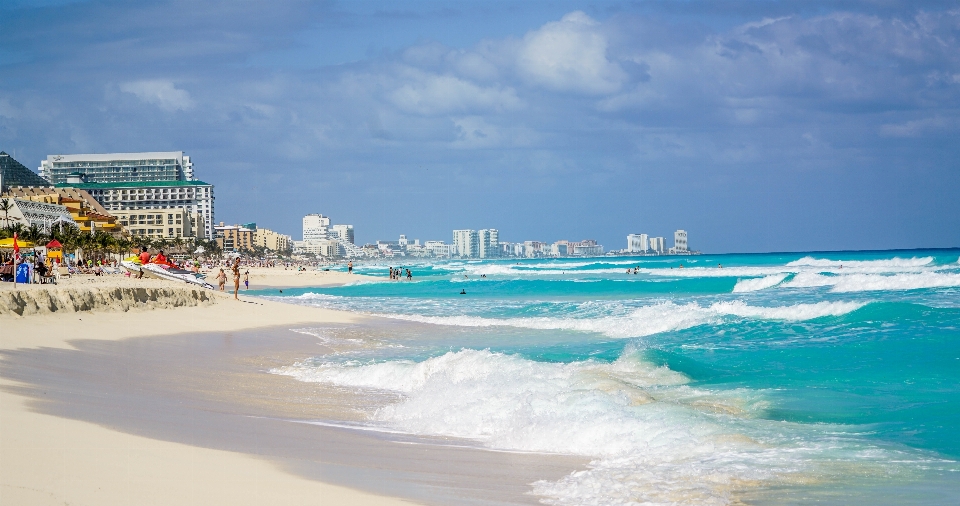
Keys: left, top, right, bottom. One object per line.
{"left": 54, "top": 179, "right": 215, "bottom": 239}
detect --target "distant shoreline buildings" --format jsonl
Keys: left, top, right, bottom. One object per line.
{"left": 3, "top": 148, "right": 700, "bottom": 261}
{"left": 285, "top": 211, "right": 700, "bottom": 260}
{"left": 625, "top": 229, "right": 697, "bottom": 256}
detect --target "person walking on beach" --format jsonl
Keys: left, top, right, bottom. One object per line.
{"left": 244, "top": 270, "right": 249, "bottom": 290}
{"left": 217, "top": 268, "right": 226, "bottom": 291}
{"left": 348, "top": 261, "right": 353, "bottom": 274}
{"left": 232, "top": 258, "right": 241, "bottom": 300}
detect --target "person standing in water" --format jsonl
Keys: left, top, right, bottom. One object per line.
{"left": 232, "top": 258, "right": 241, "bottom": 300}
{"left": 406, "top": 269, "right": 412, "bottom": 280}
{"left": 348, "top": 261, "right": 353, "bottom": 274}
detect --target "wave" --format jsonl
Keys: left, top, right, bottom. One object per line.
{"left": 276, "top": 347, "right": 912, "bottom": 505}
{"left": 376, "top": 300, "right": 865, "bottom": 339}
{"left": 732, "top": 274, "right": 788, "bottom": 292}
{"left": 786, "top": 256, "right": 933, "bottom": 268}
{"left": 780, "top": 272, "right": 960, "bottom": 292}
{"left": 829, "top": 272, "right": 960, "bottom": 293}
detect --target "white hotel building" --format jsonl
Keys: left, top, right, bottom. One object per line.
{"left": 43, "top": 151, "right": 214, "bottom": 238}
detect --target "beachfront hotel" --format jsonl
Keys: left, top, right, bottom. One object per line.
{"left": 624, "top": 230, "right": 691, "bottom": 255}
{"left": 453, "top": 229, "right": 500, "bottom": 258}
{"left": 39, "top": 151, "right": 196, "bottom": 184}
{"left": 34, "top": 151, "right": 214, "bottom": 238}
{"left": 295, "top": 213, "right": 362, "bottom": 258}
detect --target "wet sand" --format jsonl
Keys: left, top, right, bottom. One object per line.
{"left": 1, "top": 321, "right": 587, "bottom": 505}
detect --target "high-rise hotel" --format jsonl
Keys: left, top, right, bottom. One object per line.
{"left": 42, "top": 152, "right": 215, "bottom": 238}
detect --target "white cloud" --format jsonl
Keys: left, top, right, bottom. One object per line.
{"left": 516, "top": 11, "right": 627, "bottom": 95}
{"left": 118, "top": 80, "right": 194, "bottom": 111}
{"left": 388, "top": 68, "right": 521, "bottom": 116}
{"left": 879, "top": 117, "right": 949, "bottom": 137}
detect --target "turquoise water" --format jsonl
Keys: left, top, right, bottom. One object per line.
{"left": 255, "top": 250, "right": 960, "bottom": 504}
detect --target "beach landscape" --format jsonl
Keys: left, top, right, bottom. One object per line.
{"left": 4, "top": 251, "right": 960, "bottom": 505}
{"left": 3, "top": 0, "right": 960, "bottom": 504}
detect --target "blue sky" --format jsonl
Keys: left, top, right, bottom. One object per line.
{"left": 1, "top": 0, "right": 958, "bottom": 252}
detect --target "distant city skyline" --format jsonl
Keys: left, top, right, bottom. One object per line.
{"left": 1, "top": 1, "right": 958, "bottom": 252}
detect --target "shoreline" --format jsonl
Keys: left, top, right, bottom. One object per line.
{"left": 0, "top": 277, "right": 412, "bottom": 505}
{"left": 0, "top": 278, "right": 585, "bottom": 505}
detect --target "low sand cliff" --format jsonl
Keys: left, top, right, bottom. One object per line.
{"left": 0, "top": 282, "right": 218, "bottom": 316}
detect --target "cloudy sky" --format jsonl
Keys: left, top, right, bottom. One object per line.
{"left": 1, "top": 0, "right": 958, "bottom": 252}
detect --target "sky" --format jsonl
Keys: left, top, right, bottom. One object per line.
{"left": 1, "top": 0, "right": 958, "bottom": 253}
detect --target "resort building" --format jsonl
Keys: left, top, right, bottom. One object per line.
{"left": 453, "top": 229, "right": 479, "bottom": 258}
{"left": 570, "top": 239, "right": 603, "bottom": 257}
{"left": 114, "top": 209, "right": 196, "bottom": 239}
{"left": 295, "top": 239, "right": 340, "bottom": 257}
{"left": 332, "top": 224, "right": 354, "bottom": 244}
{"left": 40, "top": 151, "right": 195, "bottom": 184}
{"left": 55, "top": 180, "right": 215, "bottom": 238}
{"left": 669, "top": 230, "right": 688, "bottom": 254}
{"left": 478, "top": 229, "right": 499, "bottom": 258}
{"left": 214, "top": 222, "right": 255, "bottom": 252}
{"left": 1, "top": 198, "right": 76, "bottom": 232}
{"left": 3, "top": 186, "right": 123, "bottom": 236}
{"left": 627, "top": 234, "right": 649, "bottom": 253}
{"left": 551, "top": 241, "right": 569, "bottom": 257}
{"left": 649, "top": 237, "right": 665, "bottom": 254}
{"left": 523, "top": 241, "right": 547, "bottom": 258}
{"left": 303, "top": 214, "right": 331, "bottom": 241}
{"left": 425, "top": 241, "right": 454, "bottom": 257}
{"left": 254, "top": 227, "right": 292, "bottom": 252}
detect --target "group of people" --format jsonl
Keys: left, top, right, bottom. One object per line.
{"left": 215, "top": 258, "right": 247, "bottom": 299}
{"left": 389, "top": 267, "right": 412, "bottom": 280}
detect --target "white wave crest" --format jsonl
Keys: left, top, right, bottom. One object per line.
{"left": 376, "top": 300, "right": 865, "bottom": 339}
{"left": 829, "top": 272, "right": 960, "bottom": 293}
{"left": 786, "top": 256, "right": 933, "bottom": 268}
{"left": 781, "top": 271, "right": 837, "bottom": 288}
{"left": 732, "top": 274, "right": 788, "bottom": 292}
{"left": 276, "top": 348, "right": 900, "bottom": 505}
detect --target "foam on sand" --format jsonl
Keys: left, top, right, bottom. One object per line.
{"left": 276, "top": 347, "right": 912, "bottom": 505}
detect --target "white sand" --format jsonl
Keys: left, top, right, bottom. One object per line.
{"left": 223, "top": 265, "right": 379, "bottom": 289}
{"left": 0, "top": 281, "right": 417, "bottom": 505}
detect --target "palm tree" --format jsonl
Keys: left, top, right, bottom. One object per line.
{"left": 172, "top": 236, "right": 184, "bottom": 255}
{"left": 0, "top": 198, "right": 14, "bottom": 230}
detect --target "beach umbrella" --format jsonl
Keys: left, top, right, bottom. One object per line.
{"left": 0, "top": 237, "right": 34, "bottom": 249}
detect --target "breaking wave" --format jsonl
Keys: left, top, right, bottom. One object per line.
{"left": 276, "top": 347, "right": 917, "bottom": 505}
{"left": 376, "top": 300, "right": 865, "bottom": 339}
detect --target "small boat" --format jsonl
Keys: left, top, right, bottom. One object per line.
{"left": 121, "top": 259, "right": 215, "bottom": 290}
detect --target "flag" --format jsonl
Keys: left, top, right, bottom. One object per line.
{"left": 12, "top": 232, "right": 20, "bottom": 263}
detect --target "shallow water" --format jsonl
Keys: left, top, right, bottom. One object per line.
{"left": 255, "top": 249, "right": 960, "bottom": 504}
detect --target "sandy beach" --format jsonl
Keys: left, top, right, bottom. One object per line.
{"left": 0, "top": 275, "right": 413, "bottom": 505}
{"left": 0, "top": 275, "right": 584, "bottom": 505}
{"left": 230, "top": 265, "right": 379, "bottom": 289}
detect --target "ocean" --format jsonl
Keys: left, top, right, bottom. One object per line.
{"left": 254, "top": 249, "right": 960, "bottom": 504}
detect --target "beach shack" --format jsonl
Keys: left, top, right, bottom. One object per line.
{"left": 46, "top": 239, "right": 63, "bottom": 266}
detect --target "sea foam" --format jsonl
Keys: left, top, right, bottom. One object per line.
{"left": 276, "top": 347, "right": 905, "bottom": 505}
{"left": 732, "top": 274, "right": 788, "bottom": 292}
{"left": 378, "top": 300, "right": 865, "bottom": 339}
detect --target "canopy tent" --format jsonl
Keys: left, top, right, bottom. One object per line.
{"left": 0, "top": 237, "right": 35, "bottom": 249}
{"left": 46, "top": 239, "right": 63, "bottom": 249}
